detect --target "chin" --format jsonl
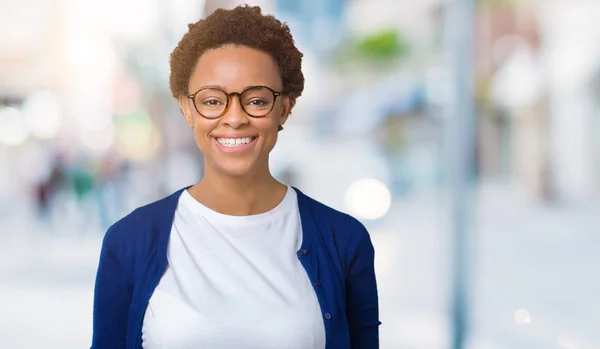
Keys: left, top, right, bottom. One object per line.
{"left": 212, "top": 159, "right": 260, "bottom": 178}
{"left": 219, "top": 167, "right": 255, "bottom": 178}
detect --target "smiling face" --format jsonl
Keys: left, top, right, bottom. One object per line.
{"left": 179, "top": 45, "right": 291, "bottom": 179}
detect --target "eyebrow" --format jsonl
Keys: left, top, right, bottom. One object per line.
{"left": 196, "top": 84, "right": 225, "bottom": 90}
{"left": 193, "top": 84, "right": 279, "bottom": 92}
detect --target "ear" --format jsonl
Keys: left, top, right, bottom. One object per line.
{"left": 178, "top": 95, "right": 194, "bottom": 128}
{"left": 278, "top": 95, "right": 293, "bottom": 128}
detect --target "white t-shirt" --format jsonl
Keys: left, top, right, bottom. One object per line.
{"left": 141, "top": 186, "right": 326, "bottom": 349}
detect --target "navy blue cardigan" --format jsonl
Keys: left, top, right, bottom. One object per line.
{"left": 91, "top": 187, "right": 380, "bottom": 349}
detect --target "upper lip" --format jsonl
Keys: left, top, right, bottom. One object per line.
{"left": 212, "top": 134, "right": 257, "bottom": 139}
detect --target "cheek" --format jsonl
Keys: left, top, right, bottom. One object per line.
{"left": 191, "top": 120, "right": 216, "bottom": 150}
{"left": 257, "top": 115, "right": 279, "bottom": 133}
{"left": 258, "top": 119, "right": 280, "bottom": 150}
{"left": 193, "top": 130, "right": 210, "bottom": 149}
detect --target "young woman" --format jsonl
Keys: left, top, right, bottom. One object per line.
{"left": 91, "top": 5, "right": 380, "bottom": 349}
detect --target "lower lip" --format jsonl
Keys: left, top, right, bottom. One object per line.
{"left": 213, "top": 137, "right": 257, "bottom": 153}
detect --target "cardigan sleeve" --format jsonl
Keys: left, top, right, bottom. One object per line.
{"left": 91, "top": 226, "right": 130, "bottom": 349}
{"left": 345, "top": 217, "right": 381, "bottom": 349}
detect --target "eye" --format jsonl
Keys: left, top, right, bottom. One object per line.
{"left": 247, "top": 99, "right": 269, "bottom": 106}
{"left": 202, "top": 99, "right": 224, "bottom": 106}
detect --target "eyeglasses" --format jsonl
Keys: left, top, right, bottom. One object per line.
{"left": 187, "top": 85, "right": 282, "bottom": 119}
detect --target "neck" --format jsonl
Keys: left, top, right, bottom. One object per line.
{"left": 189, "top": 164, "right": 288, "bottom": 216}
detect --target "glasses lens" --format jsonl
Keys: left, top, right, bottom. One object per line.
{"left": 240, "top": 87, "right": 275, "bottom": 117}
{"left": 194, "top": 88, "right": 228, "bottom": 118}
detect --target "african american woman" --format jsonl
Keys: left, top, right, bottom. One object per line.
{"left": 91, "top": 5, "right": 380, "bottom": 349}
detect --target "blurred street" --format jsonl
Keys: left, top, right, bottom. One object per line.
{"left": 3, "top": 0, "right": 600, "bottom": 348}
{"left": 2, "top": 181, "right": 598, "bottom": 349}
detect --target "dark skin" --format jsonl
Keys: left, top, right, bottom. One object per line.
{"left": 179, "top": 45, "right": 292, "bottom": 216}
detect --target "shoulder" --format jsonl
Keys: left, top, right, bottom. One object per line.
{"left": 102, "top": 187, "right": 188, "bottom": 250}
{"left": 294, "top": 187, "right": 372, "bottom": 256}
{"left": 294, "top": 187, "right": 367, "bottom": 231}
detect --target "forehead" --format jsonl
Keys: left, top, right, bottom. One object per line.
{"left": 189, "top": 45, "right": 282, "bottom": 92}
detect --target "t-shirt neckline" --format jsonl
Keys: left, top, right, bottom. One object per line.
{"left": 179, "top": 185, "right": 296, "bottom": 226}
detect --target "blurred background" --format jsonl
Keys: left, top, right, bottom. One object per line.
{"left": 1, "top": 0, "right": 599, "bottom": 348}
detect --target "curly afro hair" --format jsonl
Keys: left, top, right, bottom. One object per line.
{"left": 169, "top": 5, "right": 304, "bottom": 108}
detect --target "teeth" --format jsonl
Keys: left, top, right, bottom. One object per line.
{"left": 217, "top": 137, "right": 254, "bottom": 147}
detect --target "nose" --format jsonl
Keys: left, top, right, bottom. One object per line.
{"left": 220, "top": 94, "right": 249, "bottom": 129}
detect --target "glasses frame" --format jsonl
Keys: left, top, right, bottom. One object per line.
{"left": 186, "top": 85, "right": 282, "bottom": 119}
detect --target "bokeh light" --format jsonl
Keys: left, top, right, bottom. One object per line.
{"left": 23, "top": 92, "right": 63, "bottom": 139}
{"left": 114, "top": 109, "right": 160, "bottom": 161}
{"left": 345, "top": 178, "right": 392, "bottom": 220}
{"left": 81, "top": 122, "right": 116, "bottom": 151}
{"left": 514, "top": 309, "right": 532, "bottom": 325}
{"left": 0, "top": 107, "right": 29, "bottom": 146}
